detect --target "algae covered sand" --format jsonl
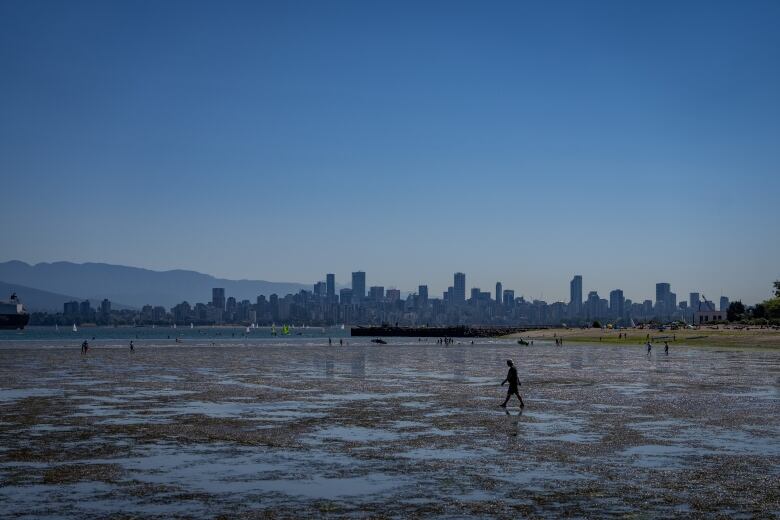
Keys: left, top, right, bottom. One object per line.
{"left": 0, "top": 339, "right": 778, "bottom": 517}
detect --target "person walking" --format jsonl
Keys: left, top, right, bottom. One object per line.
{"left": 500, "top": 360, "right": 525, "bottom": 408}
{"left": 646, "top": 342, "right": 652, "bottom": 356}
{"left": 664, "top": 341, "right": 669, "bottom": 355}
{"left": 130, "top": 340, "right": 134, "bottom": 352}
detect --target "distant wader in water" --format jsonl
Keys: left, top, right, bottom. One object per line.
{"left": 130, "top": 340, "right": 134, "bottom": 352}
{"left": 664, "top": 341, "right": 669, "bottom": 355}
{"left": 500, "top": 360, "right": 524, "bottom": 408}
{"left": 646, "top": 342, "right": 652, "bottom": 355}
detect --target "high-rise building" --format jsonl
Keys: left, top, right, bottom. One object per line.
{"left": 689, "top": 292, "right": 700, "bottom": 312}
{"left": 351, "top": 271, "right": 366, "bottom": 302}
{"left": 453, "top": 272, "right": 466, "bottom": 303}
{"left": 100, "top": 298, "right": 111, "bottom": 315}
{"left": 720, "top": 296, "right": 730, "bottom": 312}
{"left": 326, "top": 274, "right": 335, "bottom": 298}
{"left": 369, "top": 286, "right": 385, "bottom": 301}
{"left": 503, "top": 290, "right": 515, "bottom": 306}
{"left": 313, "top": 281, "right": 326, "bottom": 297}
{"left": 339, "top": 288, "right": 353, "bottom": 306}
{"left": 386, "top": 289, "right": 400, "bottom": 302}
{"left": 656, "top": 283, "right": 671, "bottom": 306}
{"left": 212, "top": 288, "right": 226, "bottom": 311}
{"left": 495, "top": 282, "right": 502, "bottom": 304}
{"left": 569, "top": 275, "right": 582, "bottom": 315}
{"left": 609, "top": 289, "right": 624, "bottom": 319}
{"left": 418, "top": 285, "right": 428, "bottom": 304}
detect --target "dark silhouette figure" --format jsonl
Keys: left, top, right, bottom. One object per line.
{"left": 500, "top": 360, "right": 524, "bottom": 408}
{"left": 664, "top": 341, "right": 669, "bottom": 355}
{"left": 647, "top": 342, "right": 652, "bottom": 355}
{"left": 130, "top": 340, "right": 134, "bottom": 351}
{"left": 81, "top": 340, "right": 88, "bottom": 355}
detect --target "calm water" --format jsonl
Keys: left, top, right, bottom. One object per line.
{"left": 0, "top": 334, "right": 778, "bottom": 517}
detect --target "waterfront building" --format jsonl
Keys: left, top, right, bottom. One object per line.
{"left": 609, "top": 289, "right": 624, "bottom": 319}
{"left": 326, "top": 273, "right": 335, "bottom": 298}
{"left": 418, "top": 285, "right": 428, "bottom": 304}
{"left": 212, "top": 288, "right": 226, "bottom": 311}
{"left": 100, "top": 299, "right": 111, "bottom": 316}
{"left": 369, "top": 286, "right": 385, "bottom": 302}
{"left": 454, "top": 272, "right": 466, "bottom": 303}
{"left": 720, "top": 296, "right": 730, "bottom": 312}
{"left": 569, "top": 275, "right": 583, "bottom": 316}
{"left": 503, "top": 290, "right": 515, "bottom": 307}
{"left": 339, "top": 288, "right": 353, "bottom": 306}
{"left": 495, "top": 282, "right": 502, "bottom": 304}
{"left": 690, "top": 292, "right": 701, "bottom": 311}
{"left": 351, "top": 271, "right": 366, "bottom": 302}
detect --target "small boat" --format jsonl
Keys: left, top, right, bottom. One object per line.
{"left": 72, "top": 323, "right": 78, "bottom": 332}
{"left": 190, "top": 323, "right": 194, "bottom": 329}
{"left": 371, "top": 338, "right": 387, "bottom": 344}
{"left": 173, "top": 323, "right": 177, "bottom": 329}
{"left": 517, "top": 339, "right": 529, "bottom": 346}
{"left": 246, "top": 326, "right": 250, "bottom": 333}
{"left": 340, "top": 324, "right": 345, "bottom": 330}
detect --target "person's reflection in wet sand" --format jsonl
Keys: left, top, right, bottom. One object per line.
{"left": 351, "top": 348, "right": 366, "bottom": 378}
{"left": 325, "top": 351, "right": 334, "bottom": 379}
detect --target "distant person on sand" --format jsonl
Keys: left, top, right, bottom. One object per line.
{"left": 646, "top": 342, "right": 652, "bottom": 355}
{"left": 664, "top": 342, "right": 669, "bottom": 355}
{"left": 130, "top": 340, "right": 134, "bottom": 351}
{"left": 500, "top": 360, "right": 524, "bottom": 408}
{"left": 81, "top": 340, "right": 88, "bottom": 355}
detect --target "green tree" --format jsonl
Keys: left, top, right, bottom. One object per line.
{"left": 592, "top": 320, "right": 602, "bottom": 328}
{"left": 727, "top": 301, "right": 746, "bottom": 322}
{"left": 774, "top": 280, "right": 780, "bottom": 298}
{"left": 752, "top": 303, "right": 766, "bottom": 319}
{"left": 765, "top": 298, "right": 780, "bottom": 320}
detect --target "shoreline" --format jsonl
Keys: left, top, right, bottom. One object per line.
{"left": 504, "top": 326, "right": 780, "bottom": 349}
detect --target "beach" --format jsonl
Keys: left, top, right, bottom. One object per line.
{"left": 0, "top": 338, "right": 778, "bottom": 517}
{"left": 508, "top": 326, "right": 780, "bottom": 349}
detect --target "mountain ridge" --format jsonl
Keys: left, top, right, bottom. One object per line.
{"left": 0, "top": 261, "right": 316, "bottom": 309}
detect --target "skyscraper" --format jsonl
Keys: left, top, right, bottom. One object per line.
{"left": 569, "top": 275, "right": 582, "bottom": 315}
{"left": 503, "top": 289, "right": 515, "bottom": 306}
{"left": 212, "top": 288, "right": 226, "bottom": 311}
{"left": 609, "top": 289, "right": 624, "bottom": 319}
{"left": 453, "top": 272, "right": 466, "bottom": 303}
{"left": 495, "top": 282, "right": 502, "bottom": 304}
{"left": 720, "top": 296, "right": 730, "bottom": 312}
{"left": 326, "top": 273, "right": 335, "bottom": 298}
{"left": 656, "top": 283, "right": 671, "bottom": 305}
{"left": 418, "top": 285, "right": 428, "bottom": 304}
{"left": 689, "top": 292, "right": 700, "bottom": 311}
{"left": 351, "top": 271, "right": 366, "bottom": 302}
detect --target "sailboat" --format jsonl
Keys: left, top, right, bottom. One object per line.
{"left": 340, "top": 324, "right": 345, "bottom": 330}
{"left": 55, "top": 324, "right": 59, "bottom": 332}
{"left": 190, "top": 323, "right": 194, "bottom": 329}
{"left": 271, "top": 324, "right": 277, "bottom": 336}
{"left": 72, "top": 323, "right": 77, "bottom": 332}
{"left": 246, "top": 326, "right": 250, "bottom": 333}
{"left": 173, "top": 323, "right": 177, "bottom": 329}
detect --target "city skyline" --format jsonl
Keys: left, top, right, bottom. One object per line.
{"left": 3, "top": 1, "right": 779, "bottom": 305}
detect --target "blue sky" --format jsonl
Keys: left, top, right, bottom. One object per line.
{"left": 2, "top": 0, "right": 778, "bottom": 304}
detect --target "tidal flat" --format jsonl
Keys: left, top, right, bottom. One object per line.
{"left": 0, "top": 339, "right": 778, "bottom": 518}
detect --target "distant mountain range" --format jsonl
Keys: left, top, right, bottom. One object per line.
{"left": 0, "top": 281, "right": 122, "bottom": 313}
{"left": 0, "top": 261, "right": 314, "bottom": 310}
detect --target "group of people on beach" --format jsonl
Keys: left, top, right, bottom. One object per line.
{"left": 437, "top": 337, "right": 455, "bottom": 345}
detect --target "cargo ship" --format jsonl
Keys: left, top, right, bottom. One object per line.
{"left": 0, "top": 293, "right": 30, "bottom": 330}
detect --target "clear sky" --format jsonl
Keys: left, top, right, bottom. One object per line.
{"left": 2, "top": 0, "right": 779, "bottom": 304}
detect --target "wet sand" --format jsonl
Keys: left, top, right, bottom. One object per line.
{"left": 1, "top": 339, "right": 778, "bottom": 518}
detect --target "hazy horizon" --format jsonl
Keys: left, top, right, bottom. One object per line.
{"left": 3, "top": 1, "right": 778, "bottom": 305}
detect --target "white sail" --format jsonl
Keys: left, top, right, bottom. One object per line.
{"left": 190, "top": 323, "right": 194, "bottom": 329}
{"left": 72, "top": 323, "right": 77, "bottom": 332}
